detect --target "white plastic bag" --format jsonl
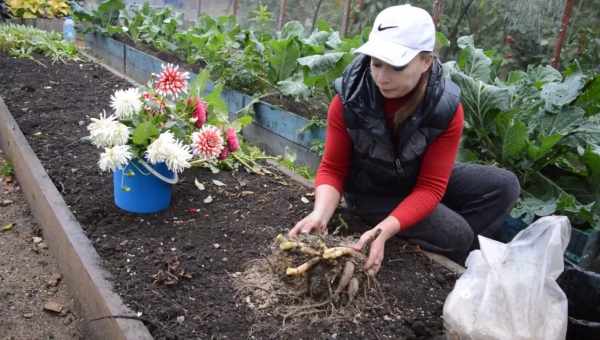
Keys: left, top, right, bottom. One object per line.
{"left": 443, "top": 215, "right": 571, "bottom": 340}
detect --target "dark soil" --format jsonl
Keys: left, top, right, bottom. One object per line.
{"left": 0, "top": 53, "right": 458, "bottom": 340}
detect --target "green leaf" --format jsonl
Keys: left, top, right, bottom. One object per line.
{"left": 556, "top": 192, "right": 596, "bottom": 225}
{"left": 266, "top": 38, "right": 301, "bottom": 82}
{"left": 232, "top": 114, "right": 253, "bottom": 131}
{"left": 575, "top": 75, "right": 600, "bottom": 116}
{"left": 541, "top": 73, "right": 586, "bottom": 109}
{"left": 455, "top": 35, "right": 492, "bottom": 82}
{"left": 511, "top": 196, "right": 557, "bottom": 224}
{"left": 502, "top": 119, "right": 528, "bottom": 160}
{"left": 527, "top": 134, "right": 562, "bottom": 161}
{"left": 298, "top": 52, "right": 345, "bottom": 74}
{"left": 301, "top": 31, "right": 328, "bottom": 46}
{"left": 316, "top": 19, "right": 332, "bottom": 32}
{"left": 281, "top": 21, "right": 304, "bottom": 39}
{"left": 132, "top": 121, "right": 159, "bottom": 146}
{"left": 278, "top": 73, "right": 310, "bottom": 98}
{"left": 204, "top": 83, "right": 228, "bottom": 123}
{"left": 527, "top": 65, "right": 562, "bottom": 89}
{"left": 583, "top": 145, "right": 600, "bottom": 194}
{"left": 541, "top": 106, "right": 586, "bottom": 136}
{"left": 189, "top": 69, "right": 211, "bottom": 97}
{"left": 435, "top": 31, "right": 449, "bottom": 50}
{"left": 326, "top": 32, "right": 342, "bottom": 49}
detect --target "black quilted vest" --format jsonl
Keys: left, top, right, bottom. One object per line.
{"left": 334, "top": 55, "right": 460, "bottom": 213}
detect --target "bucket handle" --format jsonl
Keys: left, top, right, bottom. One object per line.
{"left": 136, "top": 159, "right": 179, "bottom": 185}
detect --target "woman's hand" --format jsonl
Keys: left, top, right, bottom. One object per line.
{"left": 288, "top": 211, "right": 328, "bottom": 238}
{"left": 352, "top": 217, "right": 400, "bottom": 276}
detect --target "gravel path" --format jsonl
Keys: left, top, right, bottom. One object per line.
{"left": 0, "top": 150, "right": 81, "bottom": 340}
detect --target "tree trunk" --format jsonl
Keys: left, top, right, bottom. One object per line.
{"left": 349, "top": 0, "right": 364, "bottom": 34}
{"left": 432, "top": 0, "right": 444, "bottom": 28}
{"left": 341, "top": 0, "right": 352, "bottom": 37}
{"left": 277, "top": 0, "right": 288, "bottom": 30}
{"left": 443, "top": 0, "right": 475, "bottom": 59}
{"left": 310, "top": 0, "right": 324, "bottom": 32}
{"left": 232, "top": 0, "right": 240, "bottom": 17}
{"left": 551, "top": 0, "right": 575, "bottom": 69}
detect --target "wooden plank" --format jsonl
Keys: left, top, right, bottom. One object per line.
{"left": 0, "top": 98, "right": 153, "bottom": 340}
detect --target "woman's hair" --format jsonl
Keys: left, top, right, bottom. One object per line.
{"left": 392, "top": 51, "right": 434, "bottom": 133}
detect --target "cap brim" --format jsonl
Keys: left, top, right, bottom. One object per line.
{"left": 354, "top": 39, "right": 420, "bottom": 68}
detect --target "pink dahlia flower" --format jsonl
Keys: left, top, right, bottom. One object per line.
{"left": 154, "top": 64, "right": 189, "bottom": 98}
{"left": 188, "top": 96, "right": 207, "bottom": 128}
{"left": 225, "top": 127, "right": 240, "bottom": 152}
{"left": 218, "top": 147, "right": 229, "bottom": 161}
{"left": 191, "top": 125, "right": 225, "bottom": 160}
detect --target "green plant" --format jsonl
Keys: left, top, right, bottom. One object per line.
{"left": 121, "top": 2, "right": 179, "bottom": 52}
{"left": 0, "top": 23, "right": 78, "bottom": 63}
{"left": 72, "top": 0, "right": 124, "bottom": 36}
{"left": 279, "top": 149, "right": 314, "bottom": 180}
{"left": 7, "top": 0, "right": 69, "bottom": 18}
{"left": 0, "top": 160, "right": 14, "bottom": 177}
{"left": 445, "top": 35, "right": 600, "bottom": 229}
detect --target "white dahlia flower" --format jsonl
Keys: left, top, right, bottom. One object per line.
{"left": 110, "top": 88, "right": 142, "bottom": 119}
{"left": 87, "top": 112, "right": 130, "bottom": 148}
{"left": 145, "top": 132, "right": 193, "bottom": 173}
{"left": 98, "top": 145, "right": 133, "bottom": 172}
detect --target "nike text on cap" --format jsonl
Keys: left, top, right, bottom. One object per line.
{"left": 355, "top": 4, "right": 435, "bottom": 68}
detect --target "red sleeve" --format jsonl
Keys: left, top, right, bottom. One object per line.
{"left": 314, "top": 95, "right": 351, "bottom": 193}
{"left": 390, "top": 104, "right": 464, "bottom": 229}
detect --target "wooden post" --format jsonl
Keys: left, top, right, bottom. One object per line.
{"left": 551, "top": 0, "right": 575, "bottom": 69}
{"left": 277, "top": 0, "right": 288, "bottom": 30}
{"left": 341, "top": 0, "right": 352, "bottom": 37}
{"left": 432, "top": 0, "right": 444, "bottom": 28}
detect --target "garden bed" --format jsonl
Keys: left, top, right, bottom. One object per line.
{"left": 0, "top": 53, "right": 457, "bottom": 339}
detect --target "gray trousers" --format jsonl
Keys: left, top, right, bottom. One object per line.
{"left": 346, "top": 163, "right": 521, "bottom": 264}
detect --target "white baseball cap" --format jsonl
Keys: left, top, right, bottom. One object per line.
{"left": 355, "top": 4, "right": 435, "bottom": 67}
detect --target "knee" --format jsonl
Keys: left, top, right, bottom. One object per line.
{"left": 496, "top": 168, "right": 521, "bottom": 207}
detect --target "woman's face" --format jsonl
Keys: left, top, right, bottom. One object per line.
{"left": 370, "top": 55, "right": 432, "bottom": 98}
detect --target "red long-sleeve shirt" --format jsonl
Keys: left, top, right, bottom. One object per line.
{"left": 315, "top": 95, "right": 464, "bottom": 230}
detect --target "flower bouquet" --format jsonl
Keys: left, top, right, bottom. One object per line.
{"left": 87, "top": 64, "right": 242, "bottom": 213}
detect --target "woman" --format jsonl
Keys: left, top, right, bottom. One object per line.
{"left": 288, "top": 5, "right": 520, "bottom": 275}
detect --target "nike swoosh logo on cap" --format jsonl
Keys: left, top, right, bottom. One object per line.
{"left": 377, "top": 24, "right": 398, "bottom": 31}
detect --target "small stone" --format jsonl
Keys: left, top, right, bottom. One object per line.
{"left": 221, "top": 257, "right": 228, "bottom": 262}
{"left": 213, "top": 243, "right": 220, "bottom": 249}
{"left": 63, "top": 315, "right": 74, "bottom": 325}
{"left": 33, "top": 237, "right": 43, "bottom": 244}
{"left": 47, "top": 273, "right": 62, "bottom": 288}
{"left": 23, "top": 312, "right": 34, "bottom": 319}
{"left": 383, "top": 315, "right": 393, "bottom": 321}
{"left": 176, "top": 315, "right": 185, "bottom": 324}
{"left": 44, "top": 301, "right": 64, "bottom": 313}
{"left": 120, "top": 240, "right": 129, "bottom": 247}
{"left": 203, "top": 196, "right": 213, "bottom": 204}
{"left": 0, "top": 199, "right": 14, "bottom": 206}
{"left": 38, "top": 242, "right": 48, "bottom": 249}
{"left": 212, "top": 180, "right": 226, "bottom": 187}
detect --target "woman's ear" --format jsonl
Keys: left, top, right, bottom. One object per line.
{"left": 419, "top": 53, "right": 434, "bottom": 73}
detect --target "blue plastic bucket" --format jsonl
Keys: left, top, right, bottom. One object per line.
{"left": 113, "top": 159, "right": 177, "bottom": 213}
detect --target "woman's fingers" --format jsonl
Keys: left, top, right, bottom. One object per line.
{"left": 352, "top": 228, "right": 376, "bottom": 250}
{"left": 365, "top": 240, "right": 384, "bottom": 276}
